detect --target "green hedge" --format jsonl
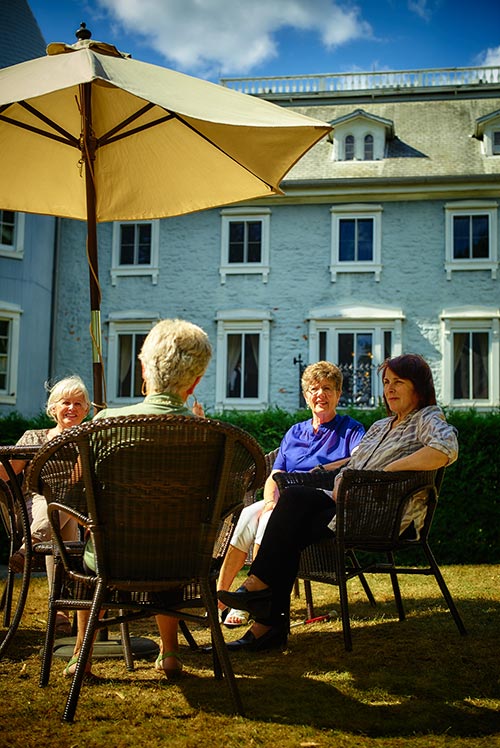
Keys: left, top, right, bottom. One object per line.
{"left": 1, "top": 408, "right": 498, "bottom": 565}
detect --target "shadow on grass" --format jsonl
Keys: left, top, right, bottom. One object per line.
{"left": 172, "top": 597, "right": 500, "bottom": 738}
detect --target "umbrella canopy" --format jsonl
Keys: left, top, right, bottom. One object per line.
{"left": 0, "top": 27, "right": 331, "bottom": 406}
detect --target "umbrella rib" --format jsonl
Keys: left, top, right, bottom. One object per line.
{"left": 97, "top": 101, "right": 156, "bottom": 143}
{"left": 0, "top": 113, "right": 79, "bottom": 148}
{"left": 18, "top": 101, "right": 80, "bottom": 147}
{"left": 98, "top": 113, "right": 174, "bottom": 147}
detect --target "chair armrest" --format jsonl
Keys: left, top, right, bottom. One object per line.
{"left": 335, "top": 468, "right": 439, "bottom": 545}
{"left": 273, "top": 469, "right": 339, "bottom": 494}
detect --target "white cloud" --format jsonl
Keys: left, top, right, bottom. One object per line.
{"left": 477, "top": 45, "right": 500, "bottom": 67}
{"left": 96, "top": 0, "right": 372, "bottom": 76}
{"left": 407, "top": 0, "right": 441, "bottom": 22}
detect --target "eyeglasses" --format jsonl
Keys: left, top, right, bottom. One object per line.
{"left": 307, "top": 385, "right": 336, "bottom": 395}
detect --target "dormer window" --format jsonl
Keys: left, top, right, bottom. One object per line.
{"left": 329, "top": 109, "right": 394, "bottom": 162}
{"left": 474, "top": 110, "right": 500, "bottom": 156}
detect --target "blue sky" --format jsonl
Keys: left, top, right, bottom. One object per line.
{"left": 28, "top": 0, "right": 500, "bottom": 81}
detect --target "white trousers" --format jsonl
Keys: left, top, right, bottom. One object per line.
{"left": 230, "top": 499, "right": 273, "bottom": 554}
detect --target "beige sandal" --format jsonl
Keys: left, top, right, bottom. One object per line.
{"left": 223, "top": 608, "right": 250, "bottom": 628}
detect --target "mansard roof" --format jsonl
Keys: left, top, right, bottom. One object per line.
{"left": 282, "top": 94, "right": 500, "bottom": 183}
{"left": 0, "top": 0, "right": 46, "bottom": 69}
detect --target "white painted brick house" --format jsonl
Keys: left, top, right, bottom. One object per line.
{"left": 1, "top": 1, "right": 499, "bottom": 415}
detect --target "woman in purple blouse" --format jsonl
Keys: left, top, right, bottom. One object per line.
{"left": 217, "top": 361, "right": 364, "bottom": 628}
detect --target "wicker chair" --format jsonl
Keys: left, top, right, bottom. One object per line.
{"left": 27, "top": 414, "right": 265, "bottom": 722}
{"left": 0, "top": 445, "right": 55, "bottom": 659}
{"left": 274, "top": 468, "right": 467, "bottom": 651}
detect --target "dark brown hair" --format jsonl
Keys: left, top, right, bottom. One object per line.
{"left": 378, "top": 354, "right": 437, "bottom": 414}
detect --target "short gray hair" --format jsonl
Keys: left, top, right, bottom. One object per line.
{"left": 301, "top": 361, "right": 343, "bottom": 394}
{"left": 45, "top": 375, "right": 91, "bottom": 419}
{"left": 139, "top": 319, "right": 212, "bottom": 395}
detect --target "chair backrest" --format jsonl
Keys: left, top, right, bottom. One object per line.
{"left": 27, "top": 414, "right": 265, "bottom": 588}
{"left": 336, "top": 468, "right": 442, "bottom": 548}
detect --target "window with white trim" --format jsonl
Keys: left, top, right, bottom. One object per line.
{"left": 220, "top": 208, "right": 270, "bottom": 283}
{"left": 444, "top": 201, "right": 498, "bottom": 279}
{"left": 106, "top": 314, "right": 158, "bottom": 403}
{"left": 111, "top": 221, "right": 159, "bottom": 285}
{"left": 330, "top": 204, "right": 383, "bottom": 281}
{"left": 0, "top": 211, "right": 25, "bottom": 259}
{"left": 309, "top": 305, "right": 404, "bottom": 407}
{"left": 0, "top": 303, "right": 21, "bottom": 403}
{"left": 441, "top": 309, "right": 500, "bottom": 407}
{"left": 215, "top": 310, "right": 271, "bottom": 409}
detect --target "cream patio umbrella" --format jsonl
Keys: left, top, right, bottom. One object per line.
{"left": 0, "top": 25, "right": 330, "bottom": 408}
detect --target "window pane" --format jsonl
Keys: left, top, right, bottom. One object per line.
{"left": 117, "top": 333, "right": 145, "bottom": 398}
{"left": 339, "top": 219, "right": 355, "bottom": 261}
{"left": 120, "top": 225, "right": 135, "bottom": 264}
{"left": 0, "top": 210, "right": 15, "bottom": 247}
{"left": 453, "top": 331, "right": 489, "bottom": 399}
{"left": 493, "top": 131, "right": 500, "bottom": 154}
{"left": 137, "top": 224, "right": 152, "bottom": 264}
{"left": 364, "top": 134, "right": 374, "bottom": 160}
{"left": 357, "top": 219, "right": 374, "bottom": 261}
{"left": 338, "top": 332, "right": 372, "bottom": 406}
{"left": 453, "top": 216, "right": 470, "bottom": 259}
{"left": 0, "top": 319, "right": 8, "bottom": 390}
{"left": 226, "top": 334, "right": 242, "bottom": 397}
{"left": 319, "top": 331, "right": 327, "bottom": 361}
{"left": 118, "top": 334, "right": 133, "bottom": 396}
{"left": 384, "top": 330, "right": 392, "bottom": 360}
{"left": 228, "top": 222, "right": 244, "bottom": 263}
{"left": 243, "top": 334, "right": 259, "bottom": 397}
{"left": 247, "top": 222, "right": 262, "bottom": 262}
{"left": 453, "top": 332, "right": 469, "bottom": 398}
{"left": 338, "top": 333, "right": 354, "bottom": 405}
{"left": 345, "top": 135, "right": 354, "bottom": 160}
{"left": 472, "top": 332, "right": 489, "bottom": 399}
{"left": 471, "top": 215, "right": 489, "bottom": 258}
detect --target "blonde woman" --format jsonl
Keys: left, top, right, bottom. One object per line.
{"left": 1, "top": 375, "right": 91, "bottom": 634}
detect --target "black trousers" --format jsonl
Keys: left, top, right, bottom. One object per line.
{"left": 249, "top": 486, "right": 336, "bottom": 627}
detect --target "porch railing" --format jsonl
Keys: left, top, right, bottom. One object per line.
{"left": 220, "top": 65, "right": 500, "bottom": 96}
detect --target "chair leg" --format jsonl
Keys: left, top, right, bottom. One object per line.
{"left": 386, "top": 551, "right": 405, "bottom": 621}
{"left": 335, "top": 547, "right": 352, "bottom": 652}
{"left": 39, "top": 558, "right": 63, "bottom": 687}
{"left": 120, "top": 619, "right": 135, "bottom": 671}
{"left": 346, "top": 550, "right": 376, "bottom": 607}
{"left": 421, "top": 543, "right": 467, "bottom": 635}
{"left": 201, "top": 579, "right": 244, "bottom": 716}
{"left": 179, "top": 619, "right": 199, "bottom": 650}
{"left": 303, "top": 580, "right": 315, "bottom": 620}
{"left": 62, "top": 583, "right": 105, "bottom": 723}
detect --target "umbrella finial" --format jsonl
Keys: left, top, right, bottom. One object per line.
{"left": 75, "top": 22, "right": 92, "bottom": 41}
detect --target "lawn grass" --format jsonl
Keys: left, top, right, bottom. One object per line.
{"left": 0, "top": 565, "right": 499, "bottom": 747}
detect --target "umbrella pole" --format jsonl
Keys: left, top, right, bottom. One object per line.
{"left": 82, "top": 82, "right": 105, "bottom": 412}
